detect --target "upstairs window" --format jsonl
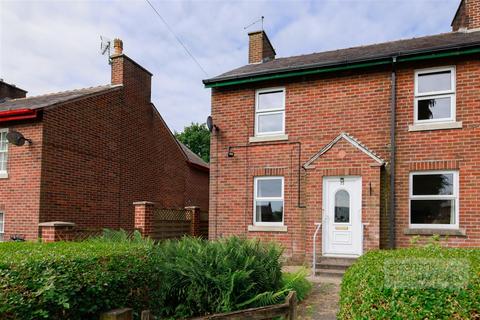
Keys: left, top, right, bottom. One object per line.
{"left": 255, "top": 88, "right": 285, "bottom": 136}
{"left": 254, "top": 177, "right": 284, "bottom": 226}
{"left": 0, "top": 129, "right": 8, "bottom": 177}
{"left": 410, "top": 171, "right": 459, "bottom": 229}
{"left": 414, "top": 67, "right": 455, "bottom": 124}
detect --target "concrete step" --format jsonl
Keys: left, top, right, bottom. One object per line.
{"left": 315, "top": 268, "right": 346, "bottom": 278}
{"left": 315, "top": 257, "right": 357, "bottom": 277}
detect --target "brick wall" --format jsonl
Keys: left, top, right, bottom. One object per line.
{"left": 452, "top": 0, "right": 480, "bottom": 31}
{"left": 395, "top": 57, "right": 480, "bottom": 248}
{"left": 0, "top": 122, "right": 43, "bottom": 240}
{"left": 248, "top": 31, "right": 275, "bottom": 64}
{"left": 209, "top": 55, "right": 480, "bottom": 262}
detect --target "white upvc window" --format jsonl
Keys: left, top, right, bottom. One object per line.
{"left": 0, "top": 212, "right": 4, "bottom": 241}
{"left": 409, "top": 171, "right": 459, "bottom": 229}
{"left": 255, "top": 88, "right": 285, "bottom": 136}
{"left": 254, "top": 176, "right": 284, "bottom": 226}
{"left": 0, "top": 129, "right": 8, "bottom": 178}
{"left": 414, "top": 66, "right": 456, "bottom": 124}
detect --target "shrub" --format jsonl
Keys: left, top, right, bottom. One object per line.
{"left": 0, "top": 235, "right": 284, "bottom": 320}
{"left": 339, "top": 247, "right": 480, "bottom": 319}
{"left": 0, "top": 236, "right": 161, "bottom": 319}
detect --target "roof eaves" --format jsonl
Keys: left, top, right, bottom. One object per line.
{"left": 204, "top": 41, "right": 480, "bottom": 88}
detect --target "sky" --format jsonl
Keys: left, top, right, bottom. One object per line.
{"left": 0, "top": 0, "right": 459, "bottom": 133}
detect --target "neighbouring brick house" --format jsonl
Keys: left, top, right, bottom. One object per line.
{"left": 204, "top": 0, "right": 480, "bottom": 263}
{"left": 0, "top": 39, "right": 209, "bottom": 241}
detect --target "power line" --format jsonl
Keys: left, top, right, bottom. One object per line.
{"left": 144, "top": 0, "right": 209, "bottom": 76}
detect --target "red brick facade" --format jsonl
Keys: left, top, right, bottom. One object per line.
{"left": 209, "top": 56, "right": 480, "bottom": 263}
{"left": 452, "top": 0, "right": 480, "bottom": 31}
{"left": 0, "top": 43, "right": 209, "bottom": 241}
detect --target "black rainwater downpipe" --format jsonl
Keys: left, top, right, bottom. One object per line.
{"left": 389, "top": 57, "right": 397, "bottom": 249}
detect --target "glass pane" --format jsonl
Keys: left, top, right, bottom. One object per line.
{"left": 256, "top": 200, "right": 283, "bottom": 222}
{"left": 258, "top": 113, "right": 283, "bottom": 133}
{"left": 418, "top": 71, "right": 451, "bottom": 93}
{"left": 258, "top": 91, "right": 284, "bottom": 110}
{"left": 0, "top": 132, "right": 6, "bottom": 151}
{"left": 413, "top": 174, "right": 453, "bottom": 196}
{"left": 334, "top": 190, "right": 350, "bottom": 223}
{"left": 0, "top": 153, "right": 4, "bottom": 171}
{"left": 0, "top": 213, "right": 3, "bottom": 233}
{"left": 417, "top": 97, "right": 451, "bottom": 120}
{"left": 257, "top": 179, "right": 282, "bottom": 197}
{"left": 411, "top": 200, "right": 453, "bottom": 224}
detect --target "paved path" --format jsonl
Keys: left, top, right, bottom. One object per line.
{"left": 284, "top": 266, "right": 341, "bottom": 320}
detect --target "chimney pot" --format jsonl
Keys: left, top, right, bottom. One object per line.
{"left": 113, "top": 38, "right": 123, "bottom": 55}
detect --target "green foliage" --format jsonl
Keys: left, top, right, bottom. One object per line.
{"left": 339, "top": 247, "right": 480, "bottom": 319}
{"left": 175, "top": 122, "right": 210, "bottom": 162}
{"left": 0, "top": 236, "right": 284, "bottom": 320}
{"left": 239, "top": 267, "right": 312, "bottom": 309}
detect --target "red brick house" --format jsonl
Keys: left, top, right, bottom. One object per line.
{"left": 0, "top": 39, "right": 209, "bottom": 241}
{"left": 204, "top": 0, "right": 480, "bottom": 263}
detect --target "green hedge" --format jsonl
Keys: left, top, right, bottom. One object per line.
{"left": 0, "top": 236, "right": 285, "bottom": 320}
{"left": 339, "top": 247, "right": 480, "bottom": 319}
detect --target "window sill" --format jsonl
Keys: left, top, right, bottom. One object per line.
{"left": 249, "top": 134, "right": 288, "bottom": 143}
{"left": 408, "top": 121, "right": 462, "bottom": 132}
{"left": 404, "top": 228, "right": 466, "bottom": 236}
{"left": 248, "top": 225, "right": 288, "bottom": 232}
{"left": 0, "top": 172, "right": 8, "bottom": 179}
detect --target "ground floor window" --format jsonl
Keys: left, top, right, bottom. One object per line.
{"left": 0, "top": 212, "right": 4, "bottom": 241}
{"left": 254, "top": 176, "right": 284, "bottom": 226}
{"left": 410, "top": 171, "right": 459, "bottom": 228}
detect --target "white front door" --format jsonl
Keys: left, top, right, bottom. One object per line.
{"left": 323, "top": 176, "right": 362, "bottom": 257}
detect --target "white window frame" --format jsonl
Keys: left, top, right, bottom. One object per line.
{"left": 254, "top": 87, "right": 286, "bottom": 137}
{"left": 253, "top": 176, "right": 284, "bottom": 226}
{"left": 0, "top": 212, "right": 4, "bottom": 235}
{"left": 414, "top": 66, "right": 456, "bottom": 124}
{"left": 409, "top": 170, "right": 459, "bottom": 230}
{"left": 0, "top": 128, "right": 8, "bottom": 178}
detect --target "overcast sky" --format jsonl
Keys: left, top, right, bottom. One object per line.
{"left": 1, "top": 0, "right": 459, "bottom": 132}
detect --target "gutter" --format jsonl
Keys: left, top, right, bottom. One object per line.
{"left": 0, "top": 109, "right": 38, "bottom": 122}
{"left": 204, "top": 45, "right": 480, "bottom": 88}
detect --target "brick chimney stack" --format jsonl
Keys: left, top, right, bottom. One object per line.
{"left": 452, "top": 0, "right": 480, "bottom": 31}
{"left": 110, "top": 38, "right": 152, "bottom": 102}
{"left": 0, "top": 80, "right": 27, "bottom": 100}
{"left": 248, "top": 31, "right": 276, "bottom": 64}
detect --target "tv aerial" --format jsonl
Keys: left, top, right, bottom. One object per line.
{"left": 100, "top": 35, "right": 111, "bottom": 64}
{"left": 244, "top": 16, "right": 264, "bottom": 31}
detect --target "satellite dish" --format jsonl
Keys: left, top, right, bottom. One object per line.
{"left": 6, "top": 131, "right": 31, "bottom": 146}
{"left": 206, "top": 116, "right": 217, "bottom": 132}
{"left": 100, "top": 35, "right": 111, "bottom": 56}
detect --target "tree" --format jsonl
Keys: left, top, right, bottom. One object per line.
{"left": 175, "top": 122, "right": 210, "bottom": 163}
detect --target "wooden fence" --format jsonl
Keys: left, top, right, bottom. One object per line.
{"left": 148, "top": 208, "right": 209, "bottom": 240}
{"left": 101, "top": 291, "right": 297, "bottom": 320}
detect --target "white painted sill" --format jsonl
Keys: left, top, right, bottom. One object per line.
{"left": 408, "top": 121, "right": 462, "bottom": 132}
{"left": 249, "top": 134, "right": 288, "bottom": 143}
{"left": 404, "top": 228, "right": 466, "bottom": 236}
{"left": 0, "top": 172, "right": 8, "bottom": 179}
{"left": 248, "top": 225, "right": 288, "bottom": 232}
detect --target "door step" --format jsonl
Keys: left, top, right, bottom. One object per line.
{"left": 315, "top": 257, "right": 357, "bottom": 277}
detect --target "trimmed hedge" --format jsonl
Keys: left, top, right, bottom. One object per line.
{"left": 0, "top": 236, "right": 285, "bottom": 320}
{"left": 339, "top": 247, "right": 480, "bottom": 319}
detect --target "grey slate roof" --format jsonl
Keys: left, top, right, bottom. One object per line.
{"left": 0, "top": 84, "right": 122, "bottom": 111}
{"left": 178, "top": 141, "right": 209, "bottom": 169}
{"left": 204, "top": 30, "right": 480, "bottom": 84}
